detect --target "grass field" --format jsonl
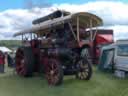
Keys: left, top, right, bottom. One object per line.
{"left": 0, "top": 66, "right": 128, "bottom": 96}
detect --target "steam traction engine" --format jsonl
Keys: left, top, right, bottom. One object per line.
{"left": 14, "top": 10, "right": 103, "bottom": 86}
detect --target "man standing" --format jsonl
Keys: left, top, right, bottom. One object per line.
{"left": 0, "top": 51, "right": 5, "bottom": 73}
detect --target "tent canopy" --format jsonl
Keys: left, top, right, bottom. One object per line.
{"left": 0, "top": 46, "right": 12, "bottom": 53}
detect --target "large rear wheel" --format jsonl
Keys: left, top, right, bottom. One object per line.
{"left": 45, "top": 58, "right": 63, "bottom": 86}
{"left": 15, "top": 47, "right": 34, "bottom": 77}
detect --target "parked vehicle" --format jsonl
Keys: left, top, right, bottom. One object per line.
{"left": 85, "top": 29, "right": 113, "bottom": 64}
{"left": 99, "top": 40, "right": 128, "bottom": 77}
{"left": 13, "top": 10, "right": 103, "bottom": 86}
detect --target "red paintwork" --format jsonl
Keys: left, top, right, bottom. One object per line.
{"left": 92, "top": 29, "right": 113, "bottom": 64}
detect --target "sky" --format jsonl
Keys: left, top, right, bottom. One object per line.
{"left": 0, "top": 0, "right": 128, "bottom": 40}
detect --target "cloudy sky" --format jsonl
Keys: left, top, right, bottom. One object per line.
{"left": 0, "top": 0, "right": 128, "bottom": 40}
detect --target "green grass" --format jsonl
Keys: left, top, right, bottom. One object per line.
{"left": 0, "top": 67, "right": 128, "bottom": 96}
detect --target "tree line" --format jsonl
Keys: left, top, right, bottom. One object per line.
{"left": 0, "top": 40, "right": 21, "bottom": 49}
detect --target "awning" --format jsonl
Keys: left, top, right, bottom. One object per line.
{"left": 96, "top": 34, "right": 113, "bottom": 44}
{"left": 0, "top": 46, "right": 12, "bottom": 53}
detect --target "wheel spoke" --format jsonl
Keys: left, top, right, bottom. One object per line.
{"left": 76, "top": 59, "right": 91, "bottom": 80}
{"left": 45, "top": 59, "right": 62, "bottom": 85}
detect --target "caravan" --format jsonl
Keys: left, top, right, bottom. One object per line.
{"left": 99, "top": 40, "right": 128, "bottom": 77}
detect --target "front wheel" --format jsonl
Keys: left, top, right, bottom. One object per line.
{"left": 76, "top": 58, "right": 92, "bottom": 80}
{"left": 45, "top": 58, "right": 63, "bottom": 86}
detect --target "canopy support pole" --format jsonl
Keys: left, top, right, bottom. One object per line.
{"left": 22, "top": 34, "right": 23, "bottom": 41}
{"left": 77, "top": 16, "right": 80, "bottom": 42}
{"left": 68, "top": 22, "right": 77, "bottom": 40}
{"left": 21, "top": 34, "right": 24, "bottom": 45}
{"left": 90, "top": 19, "right": 93, "bottom": 42}
{"left": 92, "top": 27, "right": 98, "bottom": 41}
{"left": 30, "top": 33, "right": 32, "bottom": 40}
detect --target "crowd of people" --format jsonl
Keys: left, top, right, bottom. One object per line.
{"left": 0, "top": 51, "right": 14, "bottom": 73}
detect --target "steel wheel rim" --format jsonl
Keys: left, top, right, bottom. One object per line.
{"left": 77, "top": 60, "right": 89, "bottom": 80}
{"left": 46, "top": 59, "right": 60, "bottom": 85}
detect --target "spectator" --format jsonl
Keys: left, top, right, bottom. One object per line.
{"left": 7, "top": 54, "right": 15, "bottom": 68}
{"left": 0, "top": 51, "right": 5, "bottom": 73}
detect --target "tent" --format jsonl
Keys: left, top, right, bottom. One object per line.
{"left": 98, "top": 44, "right": 115, "bottom": 72}
{"left": 0, "top": 46, "right": 12, "bottom": 53}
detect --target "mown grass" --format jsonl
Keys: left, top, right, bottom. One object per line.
{"left": 0, "top": 67, "right": 128, "bottom": 96}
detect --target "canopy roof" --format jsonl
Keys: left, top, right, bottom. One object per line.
{"left": 14, "top": 12, "right": 103, "bottom": 37}
{"left": 32, "top": 10, "right": 71, "bottom": 24}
